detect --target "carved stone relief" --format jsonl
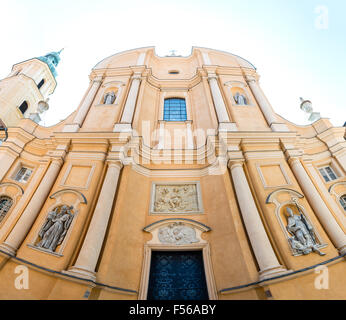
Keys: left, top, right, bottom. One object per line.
{"left": 158, "top": 222, "right": 200, "bottom": 245}
{"left": 152, "top": 183, "right": 202, "bottom": 214}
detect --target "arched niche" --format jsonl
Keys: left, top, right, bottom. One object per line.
{"left": 267, "top": 188, "right": 326, "bottom": 256}
{"left": 329, "top": 181, "right": 346, "bottom": 212}
{"left": 28, "top": 189, "right": 87, "bottom": 256}
{"left": 100, "top": 81, "right": 125, "bottom": 105}
{"left": 50, "top": 189, "right": 87, "bottom": 208}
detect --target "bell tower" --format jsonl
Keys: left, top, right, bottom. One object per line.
{"left": 0, "top": 49, "right": 62, "bottom": 127}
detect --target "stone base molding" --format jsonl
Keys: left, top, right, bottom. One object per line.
{"left": 258, "top": 265, "right": 292, "bottom": 281}
{"left": 218, "top": 122, "right": 238, "bottom": 132}
{"left": 62, "top": 266, "right": 97, "bottom": 282}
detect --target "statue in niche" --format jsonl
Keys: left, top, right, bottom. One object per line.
{"left": 285, "top": 207, "right": 325, "bottom": 256}
{"left": 234, "top": 92, "right": 247, "bottom": 105}
{"left": 37, "top": 205, "right": 74, "bottom": 252}
{"left": 103, "top": 91, "right": 116, "bottom": 104}
{"left": 158, "top": 223, "right": 199, "bottom": 245}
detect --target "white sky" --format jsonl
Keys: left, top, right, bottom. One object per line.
{"left": 0, "top": 0, "right": 345, "bottom": 127}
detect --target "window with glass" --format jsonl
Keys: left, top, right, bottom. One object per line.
{"left": 318, "top": 166, "right": 338, "bottom": 182}
{"left": 163, "top": 98, "right": 187, "bottom": 122}
{"left": 340, "top": 195, "right": 346, "bottom": 211}
{"left": 14, "top": 167, "right": 33, "bottom": 183}
{"left": 0, "top": 196, "right": 13, "bottom": 223}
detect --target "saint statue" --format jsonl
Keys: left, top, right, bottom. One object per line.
{"left": 285, "top": 207, "right": 325, "bottom": 256}
{"left": 234, "top": 92, "right": 247, "bottom": 105}
{"left": 104, "top": 91, "right": 116, "bottom": 105}
{"left": 37, "top": 205, "right": 74, "bottom": 252}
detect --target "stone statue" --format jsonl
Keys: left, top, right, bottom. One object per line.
{"left": 234, "top": 92, "right": 247, "bottom": 105}
{"left": 104, "top": 91, "right": 116, "bottom": 105}
{"left": 285, "top": 207, "right": 325, "bottom": 256}
{"left": 37, "top": 205, "right": 74, "bottom": 252}
{"left": 158, "top": 223, "right": 199, "bottom": 245}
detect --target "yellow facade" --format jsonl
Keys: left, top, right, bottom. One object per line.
{"left": 0, "top": 47, "right": 345, "bottom": 300}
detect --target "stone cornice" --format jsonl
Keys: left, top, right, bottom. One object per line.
{"left": 89, "top": 64, "right": 258, "bottom": 91}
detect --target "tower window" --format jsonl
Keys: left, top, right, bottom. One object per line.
{"left": 163, "top": 98, "right": 187, "bottom": 122}
{"left": 19, "top": 101, "right": 28, "bottom": 115}
{"left": 168, "top": 70, "right": 180, "bottom": 75}
{"left": 0, "top": 196, "right": 13, "bottom": 223}
{"left": 318, "top": 166, "right": 338, "bottom": 182}
{"left": 13, "top": 167, "right": 33, "bottom": 183}
{"left": 37, "top": 79, "right": 45, "bottom": 89}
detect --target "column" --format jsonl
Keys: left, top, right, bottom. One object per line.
{"left": 247, "top": 79, "right": 289, "bottom": 132}
{"left": 289, "top": 158, "right": 346, "bottom": 255}
{"left": 65, "top": 160, "right": 123, "bottom": 281}
{"left": 208, "top": 74, "right": 237, "bottom": 132}
{"left": 63, "top": 77, "right": 103, "bottom": 132}
{"left": 229, "top": 160, "right": 289, "bottom": 280}
{"left": 0, "top": 159, "right": 63, "bottom": 255}
{"left": 114, "top": 74, "right": 142, "bottom": 132}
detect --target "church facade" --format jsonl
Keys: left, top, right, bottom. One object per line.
{"left": 0, "top": 47, "right": 345, "bottom": 300}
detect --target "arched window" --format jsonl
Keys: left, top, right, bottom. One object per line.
{"left": 340, "top": 195, "right": 346, "bottom": 211}
{"left": 163, "top": 98, "right": 187, "bottom": 122}
{"left": 37, "top": 79, "right": 45, "bottom": 89}
{"left": 19, "top": 101, "right": 28, "bottom": 115}
{"left": 0, "top": 196, "right": 13, "bottom": 223}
